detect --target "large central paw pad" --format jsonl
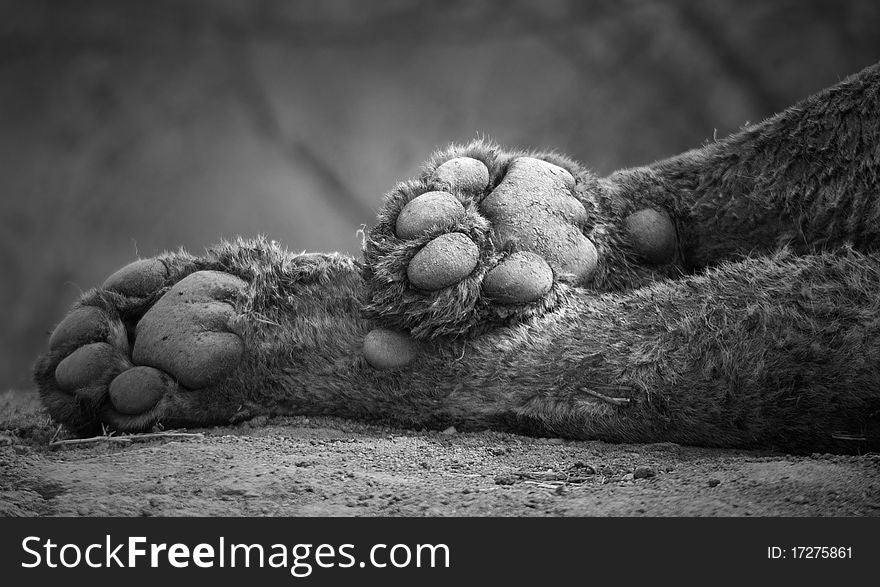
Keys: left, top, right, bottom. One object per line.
{"left": 363, "top": 144, "right": 596, "bottom": 339}
{"left": 481, "top": 156, "right": 596, "bottom": 282}
{"left": 133, "top": 271, "right": 246, "bottom": 389}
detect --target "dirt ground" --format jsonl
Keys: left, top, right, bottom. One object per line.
{"left": 1, "top": 390, "right": 878, "bottom": 517}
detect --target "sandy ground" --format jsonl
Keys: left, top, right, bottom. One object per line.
{"left": 1, "top": 391, "right": 878, "bottom": 517}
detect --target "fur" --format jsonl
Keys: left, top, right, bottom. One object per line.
{"left": 34, "top": 63, "right": 880, "bottom": 454}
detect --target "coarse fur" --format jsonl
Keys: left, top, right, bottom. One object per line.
{"left": 34, "top": 62, "right": 880, "bottom": 454}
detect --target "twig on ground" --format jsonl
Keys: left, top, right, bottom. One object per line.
{"left": 522, "top": 481, "right": 562, "bottom": 490}
{"left": 516, "top": 470, "right": 594, "bottom": 484}
{"left": 50, "top": 436, "right": 133, "bottom": 447}
{"left": 49, "top": 431, "right": 204, "bottom": 448}
{"left": 48, "top": 424, "right": 64, "bottom": 444}
{"left": 831, "top": 432, "right": 867, "bottom": 442}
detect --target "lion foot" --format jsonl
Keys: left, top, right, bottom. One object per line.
{"left": 36, "top": 259, "right": 248, "bottom": 433}
{"left": 362, "top": 142, "right": 677, "bottom": 340}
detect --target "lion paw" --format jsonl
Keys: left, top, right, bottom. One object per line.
{"left": 37, "top": 260, "right": 248, "bottom": 432}
{"left": 364, "top": 142, "right": 678, "bottom": 340}
{"left": 363, "top": 149, "right": 582, "bottom": 339}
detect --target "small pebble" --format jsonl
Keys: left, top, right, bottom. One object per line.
{"left": 707, "top": 478, "right": 721, "bottom": 487}
{"left": 442, "top": 426, "right": 458, "bottom": 435}
{"left": 633, "top": 466, "right": 656, "bottom": 479}
{"left": 570, "top": 461, "right": 596, "bottom": 474}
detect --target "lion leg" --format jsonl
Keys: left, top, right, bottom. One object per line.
{"left": 496, "top": 249, "right": 880, "bottom": 454}
{"left": 599, "top": 62, "right": 880, "bottom": 272}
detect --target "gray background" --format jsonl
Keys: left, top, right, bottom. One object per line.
{"left": 2, "top": 0, "right": 880, "bottom": 388}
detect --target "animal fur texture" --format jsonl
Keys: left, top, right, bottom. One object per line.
{"left": 35, "top": 62, "right": 880, "bottom": 454}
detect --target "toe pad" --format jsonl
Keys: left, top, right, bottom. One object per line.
{"left": 55, "top": 342, "right": 131, "bottom": 392}
{"left": 49, "top": 306, "right": 107, "bottom": 351}
{"left": 483, "top": 252, "right": 553, "bottom": 304}
{"left": 109, "top": 366, "right": 173, "bottom": 415}
{"left": 103, "top": 259, "right": 168, "bottom": 297}
{"left": 396, "top": 191, "right": 465, "bottom": 239}
{"left": 407, "top": 233, "right": 479, "bottom": 291}
{"left": 433, "top": 157, "right": 490, "bottom": 194}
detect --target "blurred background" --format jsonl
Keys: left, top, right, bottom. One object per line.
{"left": 1, "top": 0, "right": 879, "bottom": 390}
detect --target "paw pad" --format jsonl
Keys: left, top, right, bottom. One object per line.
{"left": 483, "top": 251, "right": 554, "bottom": 303}
{"left": 432, "top": 157, "right": 490, "bottom": 193}
{"left": 624, "top": 208, "right": 677, "bottom": 264}
{"left": 109, "top": 366, "right": 173, "bottom": 414}
{"left": 49, "top": 306, "right": 109, "bottom": 351}
{"left": 481, "top": 157, "right": 596, "bottom": 282}
{"left": 364, "top": 146, "right": 596, "bottom": 339}
{"left": 55, "top": 342, "right": 131, "bottom": 392}
{"left": 407, "top": 232, "right": 480, "bottom": 291}
{"left": 132, "top": 271, "right": 247, "bottom": 388}
{"left": 395, "top": 191, "right": 466, "bottom": 239}
{"left": 102, "top": 258, "right": 168, "bottom": 296}
{"left": 363, "top": 328, "right": 420, "bottom": 370}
